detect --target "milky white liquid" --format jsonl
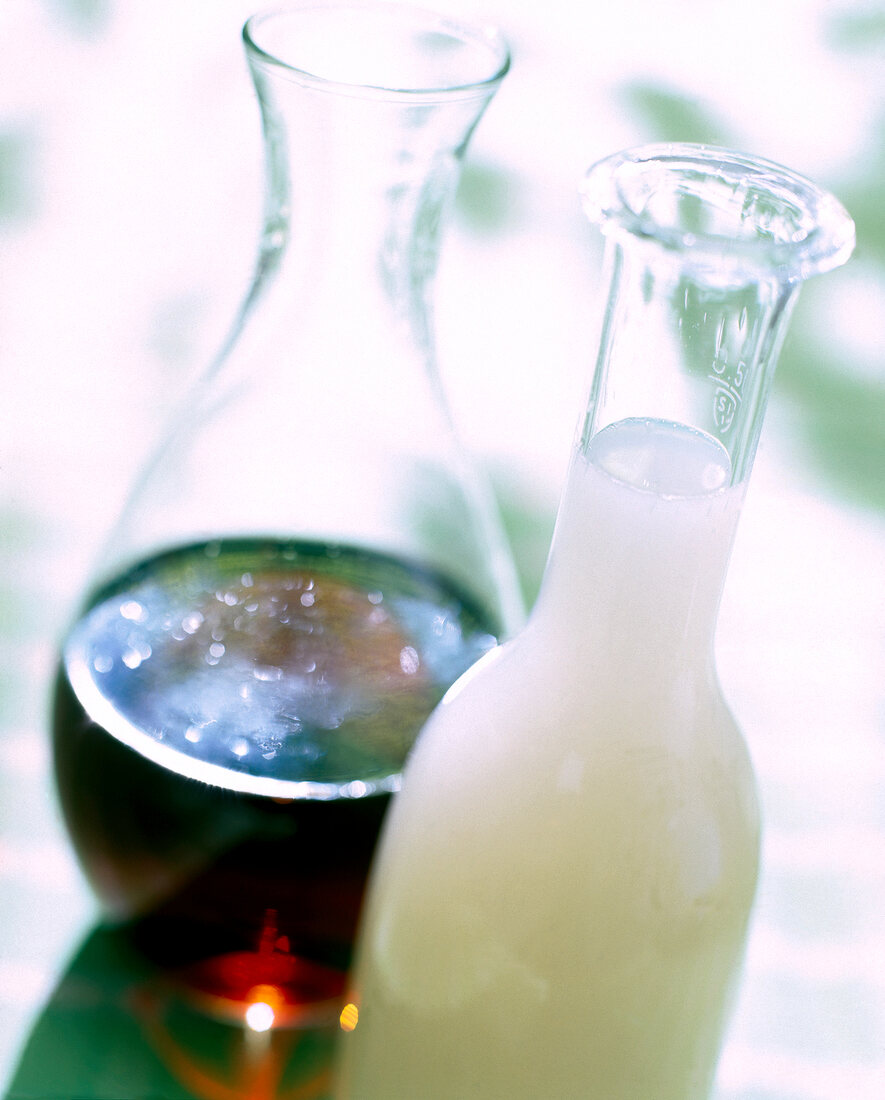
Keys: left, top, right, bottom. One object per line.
{"left": 335, "top": 418, "right": 761, "bottom": 1100}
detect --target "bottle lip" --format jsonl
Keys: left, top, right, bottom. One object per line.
{"left": 243, "top": 1, "right": 510, "bottom": 101}
{"left": 581, "top": 142, "right": 856, "bottom": 283}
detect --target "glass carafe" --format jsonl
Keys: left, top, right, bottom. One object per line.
{"left": 51, "top": 0, "right": 520, "bottom": 1024}
{"left": 335, "top": 144, "right": 855, "bottom": 1098}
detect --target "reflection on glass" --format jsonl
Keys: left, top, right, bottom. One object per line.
{"left": 6, "top": 924, "right": 338, "bottom": 1100}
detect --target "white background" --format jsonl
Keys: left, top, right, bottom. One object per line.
{"left": 1, "top": 1, "right": 884, "bottom": 1096}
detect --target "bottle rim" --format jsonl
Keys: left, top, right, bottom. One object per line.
{"left": 581, "top": 142, "right": 856, "bottom": 283}
{"left": 243, "top": 1, "right": 510, "bottom": 102}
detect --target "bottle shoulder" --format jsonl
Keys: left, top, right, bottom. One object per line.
{"left": 399, "top": 628, "right": 759, "bottom": 838}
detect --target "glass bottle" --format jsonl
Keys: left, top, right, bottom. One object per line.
{"left": 51, "top": 0, "right": 520, "bottom": 1021}
{"left": 334, "top": 144, "right": 855, "bottom": 1099}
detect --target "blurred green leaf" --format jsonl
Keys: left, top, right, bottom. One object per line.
{"left": 491, "top": 474, "right": 556, "bottom": 611}
{"left": 45, "top": 0, "right": 111, "bottom": 35}
{"left": 776, "top": 333, "right": 885, "bottom": 512}
{"left": 618, "top": 82, "right": 730, "bottom": 145}
{"left": 835, "top": 165, "right": 885, "bottom": 268}
{"left": 825, "top": 7, "right": 885, "bottom": 51}
{"left": 0, "top": 509, "right": 47, "bottom": 721}
{"left": 0, "top": 507, "right": 45, "bottom": 554}
{"left": 0, "top": 130, "right": 36, "bottom": 226}
{"left": 455, "top": 161, "right": 521, "bottom": 236}
{"left": 0, "top": 508, "right": 47, "bottom": 639}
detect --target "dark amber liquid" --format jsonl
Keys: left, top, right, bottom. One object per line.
{"left": 53, "top": 539, "right": 496, "bottom": 1016}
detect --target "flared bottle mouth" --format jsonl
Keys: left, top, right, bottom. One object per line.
{"left": 243, "top": 1, "right": 510, "bottom": 100}
{"left": 581, "top": 143, "right": 855, "bottom": 284}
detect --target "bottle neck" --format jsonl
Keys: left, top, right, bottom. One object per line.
{"left": 530, "top": 421, "right": 746, "bottom": 682}
{"left": 529, "top": 223, "right": 799, "bottom": 682}
{"left": 529, "top": 143, "right": 856, "bottom": 686}
{"left": 582, "top": 240, "right": 801, "bottom": 489}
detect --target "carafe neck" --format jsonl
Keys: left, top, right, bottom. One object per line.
{"left": 96, "top": 7, "right": 522, "bottom": 637}
{"left": 247, "top": 79, "right": 482, "bottom": 359}
{"left": 238, "top": 11, "right": 508, "bottom": 383}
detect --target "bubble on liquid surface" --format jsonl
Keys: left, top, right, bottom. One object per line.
{"left": 62, "top": 542, "right": 498, "bottom": 796}
{"left": 588, "top": 418, "right": 731, "bottom": 496}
